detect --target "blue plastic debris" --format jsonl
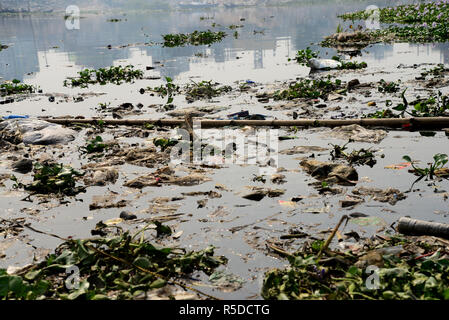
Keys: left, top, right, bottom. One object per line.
{"left": 246, "top": 80, "right": 255, "bottom": 84}
{"left": 2, "top": 115, "right": 30, "bottom": 120}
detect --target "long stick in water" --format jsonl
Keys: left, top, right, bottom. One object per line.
{"left": 317, "top": 215, "right": 349, "bottom": 262}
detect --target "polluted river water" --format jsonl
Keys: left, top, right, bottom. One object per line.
{"left": 0, "top": 0, "right": 449, "bottom": 300}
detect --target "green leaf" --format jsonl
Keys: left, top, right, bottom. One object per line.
{"left": 154, "top": 221, "right": 172, "bottom": 237}
{"left": 133, "top": 257, "right": 151, "bottom": 270}
{"left": 0, "top": 276, "right": 10, "bottom": 296}
{"left": 90, "top": 294, "right": 109, "bottom": 300}
{"left": 31, "top": 280, "right": 50, "bottom": 298}
{"left": 149, "top": 278, "right": 167, "bottom": 289}
{"left": 393, "top": 103, "right": 406, "bottom": 111}
{"left": 402, "top": 155, "right": 412, "bottom": 163}
{"left": 67, "top": 280, "right": 90, "bottom": 300}
{"left": 443, "top": 289, "right": 449, "bottom": 300}
{"left": 25, "top": 270, "right": 41, "bottom": 281}
{"left": 0, "top": 275, "right": 26, "bottom": 297}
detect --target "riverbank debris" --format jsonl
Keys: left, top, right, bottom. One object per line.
{"left": 0, "top": 118, "right": 76, "bottom": 145}
{"left": 0, "top": 225, "right": 227, "bottom": 300}
{"left": 262, "top": 229, "right": 449, "bottom": 300}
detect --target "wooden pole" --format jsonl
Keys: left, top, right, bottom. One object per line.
{"left": 34, "top": 117, "right": 449, "bottom": 129}
{"left": 317, "top": 215, "right": 348, "bottom": 262}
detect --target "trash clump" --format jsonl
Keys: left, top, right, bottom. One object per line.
{"left": 83, "top": 167, "right": 119, "bottom": 187}
{"left": 0, "top": 118, "right": 76, "bottom": 145}
{"left": 64, "top": 65, "right": 144, "bottom": 88}
{"left": 89, "top": 194, "right": 128, "bottom": 211}
{"left": 12, "top": 159, "right": 33, "bottom": 174}
{"left": 330, "top": 141, "right": 377, "bottom": 167}
{"left": 352, "top": 187, "right": 406, "bottom": 205}
{"left": 331, "top": 56, "right": 367, "bottom": 70}
{"left": 279, "top": 146, "right": 328, "bottom": 155}
{"left": 300, "top": 159, "right": 358, "bottom": 186}
{"left": 241, "top": 187, "right": 285, "bottom": 201}
{"left": 291, "top": 48, "right": 366, "bottom": 70}
{"left": 328, "top": 124, "right": 387, "bottom": 143}
{"left": 262, "top": 231, "right": 449, "bottom": 300}
{"left": 113, "top": 146, "right": 171, "bottom": 168}
{"left": 0, "top": 225, "right": 227, "bottom": 300}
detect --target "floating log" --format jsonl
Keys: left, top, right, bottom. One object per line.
{"left": 29, "top": 116, "right": 449, "bottom": 129}
{"left": 397, "top": 217, "right": 449, "bottom": 240}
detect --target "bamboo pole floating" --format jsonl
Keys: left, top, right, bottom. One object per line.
{"left": 316, "top": 215, "right": 349, "bottom": 262}
{"left": 397, "top": 217, "right": 449, "bottom": 240}
{"left": 39, "top": 117, "right": 449, "bottom": 129}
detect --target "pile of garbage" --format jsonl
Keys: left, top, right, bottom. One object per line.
{"left": 0, "top": 223, "right": 227, "bottom": 300}
{"left": 0, "top": 118, "right": 76, "bottom": 146}
{"left": 262, "top": 217, "right": 449, "bottom": 300}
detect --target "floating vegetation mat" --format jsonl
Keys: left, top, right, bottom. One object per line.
{"left": 322, "top": 1, "right": 449, "bottom": 46}
{"left": 64, "top": 65, "right": 144, "bottom": 88}
{"left": 0, "top": 224, "right": 227, "bottom": 300}
{"left": 262, "top": 233, "right": 449, "bottom": 300}
{"left": 273, "top": 76, "right": 344, "bottom": 100}
{"left": 162, "top": 30, "right": 227, "bottom": 47}
{"left": 11, "top": 163, "right": 86, "bottom": 196}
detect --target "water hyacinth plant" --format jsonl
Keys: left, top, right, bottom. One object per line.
{"left": 0, "top": 79, "right": 35, "bottom": 96}
{"left": 262, "top": 233, "right": 449, "bottom": 300}
{"left": 332, "top": 56, "right": 367, "bottom": 70}
{"left": 0, "top": 225, "right": 227, "bottom": 300}
{"left": 292, "top": 47, "right": 319, "bottom": 66}
{"left": 403, "top": 153, "right": 449, "bottom": 179}
{"left": 364, "top": 91, "right": 449, "bottom": 118}
{"left": 79, "top": 136, "right": 108, "bottom": 154}
{"left": 148, "top": 77, "right": 180, "bottom": 105}
{"left": 378, "top": 79, "right": 401, "bottom": 93}
{"left": 325, "top": 1, "right": 449, "bottom": 45}
{"left": 64, "top": 65, "right": 144, "bottom": 88}
{"left": 340, "top": 2, "right": 449, "bottom": 25}
{"left": 273, "top": 76, "right": 344, "bottom": 100}
{"left": 11, "top": 163, "right": 85, "bottom": 196}
{"left": 162, "top": 30, "right": 227, "bottom": 47}
{"left": 185, "top": 80, "right": 232, "bottom": 101}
